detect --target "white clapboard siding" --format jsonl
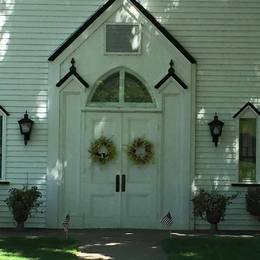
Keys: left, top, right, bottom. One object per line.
{"left": 0, "top": 0, "right": 105, "bottom": 228}
{"left": 1, "top": 0, "right": 260, "bottom": 229}
{"left": 142, "top": 0, "right": 260, "bottom": 230}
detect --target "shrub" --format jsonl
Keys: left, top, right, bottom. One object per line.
{"left": 246, "top": 187, "right": 260, "bottom": 220}
{"left": 5, "top": 186, "right": 42, "bottom": 230}
{"left": 192, "top": 188, "right": 237, "bottom": 231}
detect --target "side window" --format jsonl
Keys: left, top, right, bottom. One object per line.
{"left": 0, "top": 106, "right": 8, "bottom": 180}
{"left": 239, "top": 118, "right": 256, "bottom": 182}
{"left": 0, "top": 116, "right": 2, "bottom": 175}
{"left": 234, "top": 102, "right": 260, "bottom": 183}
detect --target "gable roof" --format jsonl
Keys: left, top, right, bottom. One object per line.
{"left": 48, "top": 0, "right": 196, "bottom": 64}
{"left": 233, "top": 102, "right": 260, "bottom": 118}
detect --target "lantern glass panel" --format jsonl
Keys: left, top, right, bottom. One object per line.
{"left": 21, "top": 122, "right": 31, "bottom": 134}
{"left": 213, "top": 125, "right": 221, "bottom": 135}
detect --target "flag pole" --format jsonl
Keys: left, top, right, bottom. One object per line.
{"left": 169, "top": 226, "right": 172, "bottom": 239}
{"left": 63, "top": 214, "right": 70, "bottom": 240}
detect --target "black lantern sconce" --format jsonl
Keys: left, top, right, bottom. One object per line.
{"left": 18, "top": 111, "right": 34, "bottom": 145}
{"left": 208, "top": 113, "right": 224, "bottom": 147}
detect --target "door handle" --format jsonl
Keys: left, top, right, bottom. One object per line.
{"left": 121, "top": 175, "right": 126, "bottom": 192}
{"left": 116, "top": 175, "right": 120, "bottom": 192}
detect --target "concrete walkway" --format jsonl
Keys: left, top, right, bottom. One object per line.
{"left": 75, "top": 229, "right": 168, "bottom": 260}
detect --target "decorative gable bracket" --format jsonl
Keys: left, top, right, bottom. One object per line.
{"left": 154, "top": 60, "right": 188, "bottom": 90}
{"left": 56, "top": 58, "right": 89, "bottom": 88}
{"left": 233, "top": 102, "right": 260, "bottom": 118}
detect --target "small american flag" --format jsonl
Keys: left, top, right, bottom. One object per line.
{"left": 63, "top": 214, "right": 70, "bottom": 239}
{"left": 161, "top": 211, "right": 173, "bottom": 227}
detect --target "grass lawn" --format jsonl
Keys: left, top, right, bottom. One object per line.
{"left": 0, "top": 237, "right": 79, "bottom": 260}
{"left": 162, "top": 235, "right": 260, "bottom": 260}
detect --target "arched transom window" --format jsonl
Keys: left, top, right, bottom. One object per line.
{"left": 89, "top": 69, "right": 154, "bottom": 106}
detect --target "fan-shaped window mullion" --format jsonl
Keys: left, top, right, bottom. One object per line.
{"left": 119, "top": 70, "right": 125, "bottom": 104}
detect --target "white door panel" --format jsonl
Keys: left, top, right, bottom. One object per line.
{"left": 121, "top": 113, "right": 160, "bottom": 228}
{"left": 84, "top": 113, "right": 121, "bottom": 228}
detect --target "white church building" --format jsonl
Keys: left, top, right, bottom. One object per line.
{"left": 0, "top": 0, "right": 260, "bottom": 230}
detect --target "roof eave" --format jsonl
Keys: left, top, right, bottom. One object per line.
{"left": 48, "top": 0, "right": 196, "bottom": 64}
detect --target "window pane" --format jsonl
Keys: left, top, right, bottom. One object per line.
{"left": 124, "top": 73, "right": 152, "bottom": 103}
{"left": 106, "top": 24, "right": 140, "bottom": 53}
{"left": 91, "top": 73, "right": 119, "bottom": 102}
{"left": 239, "top": 118, "right": 256, "bottom": 182}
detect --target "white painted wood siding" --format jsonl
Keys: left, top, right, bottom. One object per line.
{"left": 157, "top": 0, "right": 260, "bottom": 230}
{"left": 0, "top": 0, "right": 260, "bottom": 229}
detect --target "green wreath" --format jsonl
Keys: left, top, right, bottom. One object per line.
{"left": 127, "top": 137, "right": 154, "bottom": 165}
{"left": 89, "top": 136, "right": 117, "bottom": 164}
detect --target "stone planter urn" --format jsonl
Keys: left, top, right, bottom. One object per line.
{"left": 16, "top": 221, "right": 25, "bottom": 231}
{"left": 206, "top": 210, "right": 222, "bottom": 232}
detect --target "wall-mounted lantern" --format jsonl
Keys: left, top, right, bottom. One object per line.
{"left": 18, "top": 111, "right": 34, "bottom": 145}
{"left": 208, "top": 113, "right": 224, "bottom": 147}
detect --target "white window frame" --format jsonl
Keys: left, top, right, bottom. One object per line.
{"left": 0, "top": 110, "right": 7, "bottom": 180}
{"left": 104, "top": 23, "right": 142, "bottom": 55}
{"left": 236, "top": 107, "right": 259, "bottom": 183}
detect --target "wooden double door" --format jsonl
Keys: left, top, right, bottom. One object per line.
{"left": 83, "top": 112, "right": 161, "bottom": 228}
